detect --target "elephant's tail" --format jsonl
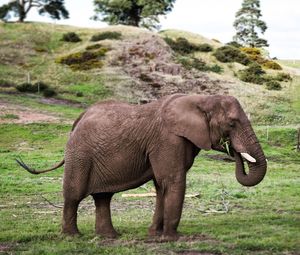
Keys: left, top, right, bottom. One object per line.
{"left": 16, "top": 157, "right": 65, "bottom": 175}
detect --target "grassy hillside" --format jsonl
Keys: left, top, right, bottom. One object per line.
{"left": 0, "top": 22, "right": 299, "bottom": 125}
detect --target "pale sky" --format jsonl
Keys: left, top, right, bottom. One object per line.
{"left": 1, "top": 0, "right": 299, "bottom": 59}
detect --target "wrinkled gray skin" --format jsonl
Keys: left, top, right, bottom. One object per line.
{"left": 18, "top": 94, "right": 267, "bottom": 241}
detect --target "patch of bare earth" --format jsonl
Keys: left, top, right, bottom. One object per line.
{"left": 108, "top": 34, "right": 230, "bottom": 103}
{"left": 0, "top": 101, "right": 66, "bottom": 124}
{"left": 0, "top": 242, "right": 15, "bottom": 253}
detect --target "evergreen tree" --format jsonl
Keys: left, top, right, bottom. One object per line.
{"left": 0, "top": 0, "right": 69, "bottom": 22}
{"left": 93, "top": 0, "right": 176, "bottom": 29}
{"left": 233, "top": 0, "right": 268, "bottom": 47}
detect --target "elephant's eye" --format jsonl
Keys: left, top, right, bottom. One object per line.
{"left": 229, "top": 122, "right": 235, "bottom": 127}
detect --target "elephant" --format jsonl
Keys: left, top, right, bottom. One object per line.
{"left": 17, "top": 93, "right": 267, "bottom": 241}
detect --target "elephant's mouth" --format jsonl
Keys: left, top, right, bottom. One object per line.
{"left": 214, "top": 137, "right": 257, "bottom": 163}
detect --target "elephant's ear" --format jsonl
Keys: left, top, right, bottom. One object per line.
{"left": 163, "top": 95, "right": 212, "bottom": 150}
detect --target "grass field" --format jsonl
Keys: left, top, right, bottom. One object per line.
{"left": 0, "top": 123, "right": 299, "bottom": 254}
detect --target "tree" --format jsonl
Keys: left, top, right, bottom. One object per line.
{"left": 0, "top": 0, "right": 69, "bottom": 22}
{"left": 233, "top": 0, "right": 268, "bottom": 48}
{"left": 93, "top": 0, "right": 176, "bottom": 29}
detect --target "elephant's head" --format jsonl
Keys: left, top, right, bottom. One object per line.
{"left": 163, "top": 94, "right": 267, "bottom": 187}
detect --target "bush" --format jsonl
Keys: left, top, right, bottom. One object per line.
{"left": 265, "top": 80, "right": 282, "bottom": 90}
{"left": 164, "top": 37, "right": 212, "bottom": 54}
{"left": 213, "top": 46, "right": 251, "bottom": 65}
{"left": 209, "top": 64, "right": 223, "bottom": 74}
{"left": 34, "top": 81, "right": 49, "bottom": 91}
{"left": 177, "top": 56, "right": 208, "bottom": 71}
{"left": 212, "top": 38, "right": 221, "bottom": 43}
{"left": 226, "top": 41, "right": 242, "bottom": 48}
{"left": 76, "top": 92, "right": 84, "bottom": 97}
{"left": 240, "top": 47, "right": 266, "bottom": 64}
{"left": 86, "top": 44, "right": 103, "bottom": 50}
{"left": 16, "top": 81, "right": 51, "bottom": 93}
{"left": 43, "top": 88, "right": 57, "bottom": 97}
{"left": 61, "top": 32, "right": 82, "bottom": 43}
{"left": 197, "top": 43, "right": 213, "bottom": 52}
{"left": 262, "top": 60, "right": 282, "bottom": 70}
{"left": 16, "top": 83, "right": 37, "bottom": 92}
{"left": 177, "top": 56, "right": 223, "bottom": 73}
{"left": 90, "top": 31, "right": 122, "bottom": 42}
{"left": 238, "top": 63, "right": 266, "bottom": 84}
{"left": 56, "top": 47, "right": 108, "bottom": 71}
{"left": 275, "top": 72, "right": 292, "bottom": 82}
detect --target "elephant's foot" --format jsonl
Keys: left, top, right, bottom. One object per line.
{"left": 61, "top": 227, "right": 81, "bottom": 236}
{"left": 160, "top": 231, "right": 180, "bottom": 242}
{"left": 148, "top": 227, "right": 163, "bottom": 237}
{"left": 96, "top": 228, "right": 119, "bottom": 239}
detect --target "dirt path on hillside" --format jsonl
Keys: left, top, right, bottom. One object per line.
{"left": 0, "top": 101, "right": 66, "bottom": 124}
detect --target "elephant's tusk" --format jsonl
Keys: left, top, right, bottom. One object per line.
{"left": 240, "top": 153, "right": 257, "bottom": 163}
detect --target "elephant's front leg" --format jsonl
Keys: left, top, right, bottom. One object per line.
{"left": 160, "top": 174, "right": 186, "bottom": 241}
{"left": 148, "top": 180, "right": 164, "bottom": 237}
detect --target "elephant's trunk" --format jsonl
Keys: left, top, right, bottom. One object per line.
{"left": 233, "top": 130, "right": 267, "bottom": 187}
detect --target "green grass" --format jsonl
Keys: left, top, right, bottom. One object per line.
{"left": 0, "top": 124, "right": 299, "bottom": 254}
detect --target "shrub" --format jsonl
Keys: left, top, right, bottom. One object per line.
{"left": 238, "top": 63, "right": 266, "bottom": 84}
{"left": 213, "top": 46, "right": 251, "bottom": 65}
{"left": 34, "top": 81, "right": 49, "bottom": 91}
{"left": 177, "top": 56, "right": 208, "bottom": 71}
{"left": 90, "top": 31, "right": 122, "bottom": 42}
{"left": 226, "top": 41, "right": 242, "bottom": 48}
{"left": 86, "top": 44, "right": 103, "bottom": 50}
{"left": 16, "top": 81, "right": 51, "bottom": 93}
{"left": 164, "top": 37, "right": 199, "bottom": 55}
{"left": 43, "top": 88, "right": 57, "bottom": 97}
{"left": 246, "top": 63, "right": 266, "bottom": 75}
{"left": 76, "top": 92, "right": 84, "bottom": 97}
{"left": 56, "top": 48, "right": 108, "bottom": 71}
{"left": 212, "top": 38, "right": 221, "bottom": 43}
{"left": 209, "top": 64, "right": 223, "bottom": 74}
{"left": 177, "top": 56, "right": 223, "bottom": 73}
{"left": 240, "top": 47, "right": 266, "bottom": 64}
{"left": 139, "top": 73, "right": 153, "bottom": 82}
{"left": 16, "top": 83, "right": 36, "bottom": 92}
{"left": 197, "top": 43, "right": 213, "bottom": 52}
{"left": 240, "top": 47, "right": 261, "bottom": 56}
{"left": 265, "top": 80, "right": 282, "bottom": 90}
{"left": 262, "top": 60, "right": 282, "bottom": 70}
{"left": 61, "top": 32, "right": 82, "bottom": 43}
{"left": 275, "top": 72, "right": 292, "bottom": 82}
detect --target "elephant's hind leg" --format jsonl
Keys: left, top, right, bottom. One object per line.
{"left": 62, "top": 198, "right": 81, "bottom": 235}
{"left": 93, "top": 193, "right": 118, "bottom": 238}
